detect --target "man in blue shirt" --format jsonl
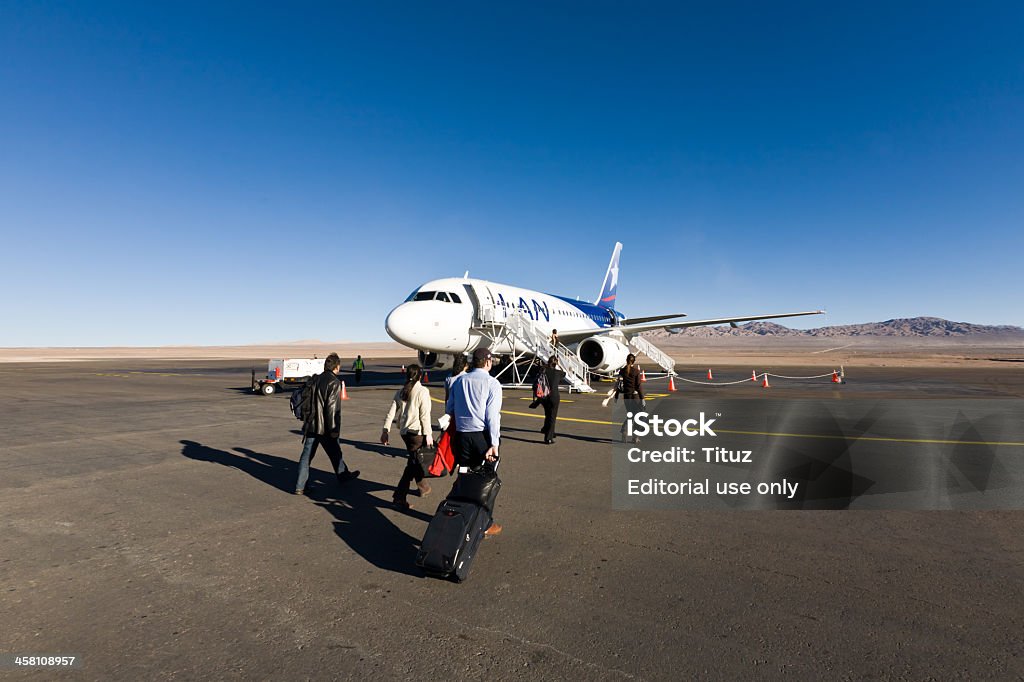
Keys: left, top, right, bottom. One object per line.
{"left": 446, "top": 347, "right": 503, "bottom": 537}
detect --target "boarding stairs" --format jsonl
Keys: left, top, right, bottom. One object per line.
{"left": 629, "top": 335, "right": 676, "bottom": 374}
{"left": 474, "top": 304, "right": 595, "bottom": 393}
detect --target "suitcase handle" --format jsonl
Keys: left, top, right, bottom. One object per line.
{"left": 458, "top": 455, "right": 499, "bottom": 475}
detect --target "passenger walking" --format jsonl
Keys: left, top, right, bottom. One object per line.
{"left": 351, "top": 355, "right": 364, "bottom": 385}
{"left": 445, "top": 347, "right": 503, "bottom": 537}
{"left": 380, "top": 364, "right": 434, "bottom": 509}
{"left": 534, "top": 356, "right": 565, "bottom": 444}
{"left": 295, "top": 353, "right": 360, "bottom": 494}
{"left": 444, "top": 354, "right": 468, "bottom": 404}
{"left": 615, "top": 353, "right": 645, "bottom": 444}
{"left": 550, "top": 329, "right": 559, "bottom": 347}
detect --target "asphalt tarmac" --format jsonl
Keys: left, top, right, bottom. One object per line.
{"left": 2, "top": 358, "right": 1023, "bottom": 679}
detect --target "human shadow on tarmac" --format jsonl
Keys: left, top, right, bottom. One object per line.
{"left": 278, "top": 430, "right": 406, "bottom": 459}
{"left": 180, "top": 440, "right": 336, "bottom": 494}
{"left": 313, "top": 478, "right": 433, "bottom": 576}
{"left": 500, "top": 426, "right": 615, "bottom": 445}
{"left": 181, "top": 440, "right": 433, "bottom": 575}
{"left": 338, "top": 437, "right": 406, "bottom": 459}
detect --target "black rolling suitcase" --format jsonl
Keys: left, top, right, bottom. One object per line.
{"left": 415, "top": 499, "right": 491, "bottom": 581}
{"left": 416, "top": 460, "right": 500, "bottom": 582}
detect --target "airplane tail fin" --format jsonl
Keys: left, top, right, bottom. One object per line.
{"left": 595, "top": 242, "right": 622, "bottom": 307}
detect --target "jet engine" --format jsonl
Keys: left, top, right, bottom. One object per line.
{"left": 577, "top": 336, "right": 631, "bottom": 374}
{"left": 417, "top": 350, "right": 453, "bottom": 371}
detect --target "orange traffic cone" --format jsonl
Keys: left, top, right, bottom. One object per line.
{"left": 707, "top": 369, "right": 713, "bottom": 380}
{"left": 423, "top": 371, "right": 429, "bottom": 384}
{"left": 668, "top": 375, "right": 677, "bottom": 392}
{"left": 762, "top": 374, "right": 770, "bottom": 389}
{"left": 832, "top": 370, "right": 840, "bottom": 384}
{"left": 751, "top": 370, "right": 757, "bottom": 382}
{"left": 340, "top": 381, "right": 350, "bottom": 400}
{"left": 640, "top": 370, "right": 647, "bottom": 383}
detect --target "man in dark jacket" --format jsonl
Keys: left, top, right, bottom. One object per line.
{"left": 295, "top": 353, "right": 359, "bottom": 494}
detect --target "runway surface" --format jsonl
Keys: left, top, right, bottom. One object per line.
{"left": 2, "top": 358, "right": 1023, "bottom": 679}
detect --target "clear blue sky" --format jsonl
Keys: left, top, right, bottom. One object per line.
{"left": 1, "top": 2, "right": 1022, "bottom": 346}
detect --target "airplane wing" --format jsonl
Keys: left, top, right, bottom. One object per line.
{"left": 557, "top": 310, "right": 825, "bottom": 344}
{"left": 621, "top": 313, "right": 688, "bottom": 324}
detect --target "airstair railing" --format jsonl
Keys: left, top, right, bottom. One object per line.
{"left": 629, "top": 335, "right": 676, "bottom": 373}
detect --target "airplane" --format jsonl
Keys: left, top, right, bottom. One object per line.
{"left": 384, "top": 242, "right": 824, "bottom": 378}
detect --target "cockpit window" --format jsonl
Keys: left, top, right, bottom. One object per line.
{"left": 408, "top": 290, "right": 462, "bottom": 303}
{"left": 404, "top": 289, "right": 419, "bottom": 302}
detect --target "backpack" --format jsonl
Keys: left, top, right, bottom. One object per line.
{"left": 535, "top": 370, "right": 550, "bottom": 399}
{"left": 290, "top": 376, "right": 316, "bottom": 421}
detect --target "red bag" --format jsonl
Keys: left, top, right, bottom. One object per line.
{"left": 428, "top": 426, "right": 456, "bottom": 477}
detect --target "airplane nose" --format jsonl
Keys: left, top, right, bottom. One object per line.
{"left": 384, "top": 303, "right": 415, "bottom": 346}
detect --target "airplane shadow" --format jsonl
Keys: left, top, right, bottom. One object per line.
{"left": 180, "top": 440, "right": 431, "bottom": 576}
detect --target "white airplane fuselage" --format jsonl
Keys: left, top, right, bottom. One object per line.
{"left": 384, "top": 277, "right": 617, "bottom": 359}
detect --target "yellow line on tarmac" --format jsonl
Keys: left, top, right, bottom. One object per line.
{"left": 502, "top": 409, "right": 617, "bottom": 426}
{"left": 715, "top": 429, "right": 1024, "bottom": 448}
{"left": 518, "top": 397, "right": 575, "bottom": 403}
{"left": 430, "top": 396, "right": 615, "bottom": 425}
{"left": 430, "top": 397, "right": 1024, "bottom": 446}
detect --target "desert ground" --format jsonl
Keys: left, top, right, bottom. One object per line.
{"left": 1, "top": 335, "right": 1020, "bottom": 367}
{"left": 1, "top": 346, "right": 1023, "bottom": 679}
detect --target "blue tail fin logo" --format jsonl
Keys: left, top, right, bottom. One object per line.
{"left": 595, "top": 242, "right": 622, "bottom": 307}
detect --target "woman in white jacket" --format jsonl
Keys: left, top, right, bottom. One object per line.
{"left": 381, "top": 364, "right": 434, "bottom": 508}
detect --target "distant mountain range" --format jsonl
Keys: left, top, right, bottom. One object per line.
{"left": 645, "top": 317, "right": 1024, "bottom": 339}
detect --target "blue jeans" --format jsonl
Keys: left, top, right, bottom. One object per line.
{"left": 295, "top": 435, "right": 348, "bottom": 492}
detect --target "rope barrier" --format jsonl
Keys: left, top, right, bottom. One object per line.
{"left": 632, "top": 370, "right": 839, "bottom": 385}
{"left": 763, "top": 372, "right": 836, "bottom": 380}
{"left": 676, "top": 376, "right": 754, "bottom": 386}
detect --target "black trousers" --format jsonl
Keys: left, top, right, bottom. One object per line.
{"left": 354, "top": 369, "right": 363, "bottom": 385}
{"left": 453, "top": 430, "right": 490, "bottom": 469}
{"left": 395, "top": 432, "right": 425, "bottom": 499}
{"left": 540, "top": 397, "right": 559, "bottom": 439}
{"left": 620, "top": 394, "right": 642, "bottom": 434}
